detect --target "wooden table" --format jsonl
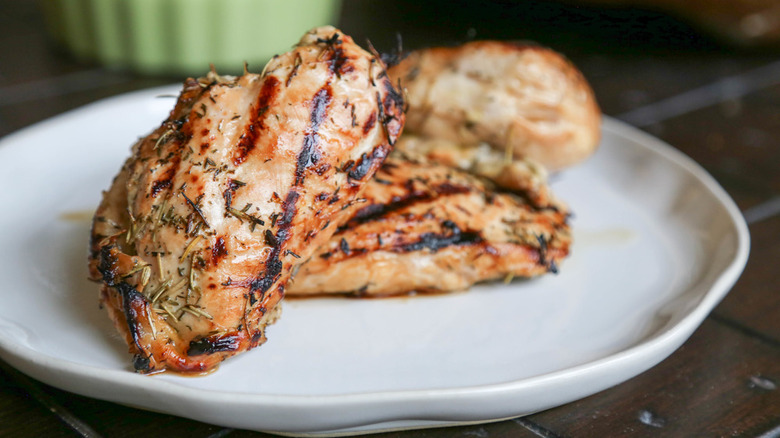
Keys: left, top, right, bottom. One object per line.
{"left": 1, "top": 1, "right": 778, "bottom": 436}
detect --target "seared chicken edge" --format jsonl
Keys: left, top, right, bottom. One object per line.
{"left": 88, "top": 26, "right": 404, "bottom": 373}
{"left": 288, "top": 153, "right": 570, "bottom": 297}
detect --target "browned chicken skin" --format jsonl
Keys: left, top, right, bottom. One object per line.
{"left": 287, "top": 154, "right": 570, "bottom": 297}
{"left": 388, "top": 41, "right": 601, "bottom": 171}
{"left": 88, "top": 26, "right": 404, "bottom": 373}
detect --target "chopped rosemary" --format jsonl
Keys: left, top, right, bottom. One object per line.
{"left": 122, "top": 262, "right": 149, "bottom": 278}
{"left": 156, "top": 253, "right": 164, "bottom": 281}
{"left": 226, "top": 206, "right": 264, "bottom": 230}
{"left": 160, "top": 302, "right": 178, "bottom": 321}
{"left": 146, "top": 311, "right": 157, "bottom": 340}
{"left": 180, "top": 190, "right": 210, "bottom": 229}
{"left": 168, "top": 277, "right": 189, "bottom": 296}
{"left": 151, "top": 279, "right": 173, "bottom": 304}
{"left": 154, "top": 129, "right": 175, "bottom": 151}
{"left": 140, "top": 265, "right": 151, "bottom": 290}
{"left": 182, "top": 305, "right": 213, "bottom": 320}
{"left": 179, "top": 235, "right": 203, "bottom": 262}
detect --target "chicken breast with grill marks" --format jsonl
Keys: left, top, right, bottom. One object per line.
{"left": 88, "top": 26, "right": 404, "bottom": 373}
{"left": 287, "top": 154, "right": 569, "bottom": 297}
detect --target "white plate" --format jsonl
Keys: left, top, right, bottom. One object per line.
{"left": 0, "top": 86, "right": 749, "bottom": 436}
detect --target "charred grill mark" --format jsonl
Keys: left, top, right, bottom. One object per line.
{"left": 343, "top": 182, "right": 471, "bottom": 228}
{"left": 280, "top": 190, "right": 299, "bottom": 225}
{"left": 188, "top": 333, "right": 241, "bottom": 356}
{"left": 340, "top": 238, "right": 351, "bottom": 255}
{"left": 95, "top": 245, "right": 155, "bottom": 372}
{"left": 535, "top": 233, "right": 559, "bottom": 273}
{"left": 150, "top": 141, "right": 184, "bottom": 198}
{"left": 212, "top": 236, "right": 228, "bottom": 265}
{"left": 327, "top": 45, "right": 350, "bottom": 77}
{"left": 348, "top": 154, "right": 371, "bottom": 181}
{"left": 119, "top": 284, "right": 153, "bottom": 372}
{"left": 295, "top": 86, "right": 332, "bottom": 186}
{"left": 348, "top": 143, "right": 391, "bottom": 181}
{"left": 536, "top": 234, "right": 548, "bottom": 266}
{"left": 150, "top": 179, "right": 172, "bottom": 198}
{"left": 363, "top": 111, "right": 377, "bottom": 135}
{"left": 398, "top": 227, "right": 483, "bottom": 253}
{"left": 374, "top": 177, "right": 392, "bottom": 185}
{"left": 378, "top": 80, "right": 405, "bottom": 146}
{"left": 330, "top": 220, "right": 484, "bottom": 262}
{"left": 97, "top": 245, "right": 121, "bottom": 285}
{"left": 233, "top": 76, "right": 279, "bottom": 166}
{"left": 317, "top": 32, "right": 355, "bottom": 78}
{"left": 250, "top": 191, "right": 299, "bottom": 298}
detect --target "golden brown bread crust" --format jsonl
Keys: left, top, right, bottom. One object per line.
{"left": 287, "top": 154, "right": 570, "bottom": 297}
{"left": 389, "top": 41, "right": 601, "bottom": 171}
{"left": 88, "top": 26, "right": 404, "bottom": 373}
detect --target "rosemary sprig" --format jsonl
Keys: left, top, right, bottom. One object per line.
{"left": 181, "top": 305, "right": 213, "bottom": 320}
{"left": 179, "top": 235, "right": 203, "bottom": 263}
{"left": 150, "top": 279, "right": 173, "bottom": 304}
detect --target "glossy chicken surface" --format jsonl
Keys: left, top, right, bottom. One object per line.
{"left": 88, "top": 26, "right": 404, "bottom": 373}
{"left": 287, "top": 154, "right": 570, "bottom": 297}
{"left": 388, "top": 41, "right": 601, "bottom": 171}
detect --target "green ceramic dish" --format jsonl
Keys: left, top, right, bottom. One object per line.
{"left": 40, "top": 0, "right": 342, "bottom": 75}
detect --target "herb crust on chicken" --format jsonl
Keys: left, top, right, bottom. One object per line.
{"left": 88, "top": 26, "right": 404, "bottom": 373}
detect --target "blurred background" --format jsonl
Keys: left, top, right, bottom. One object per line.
{"left": 3, "top": 0, "right": 780, "bottom": 139}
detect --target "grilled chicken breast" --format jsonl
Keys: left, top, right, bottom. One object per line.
{"left": 88, "top": 26, "right": 404, "bottom": 373}
{"left": 388, "top": 41, "right": 601, "bottom": 171}
{"left": 287, "top": 154, "right": 570, "bottom": 297}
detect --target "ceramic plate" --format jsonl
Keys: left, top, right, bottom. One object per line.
{"left": 0, "top": 86, "right": 749, "bottom": 436}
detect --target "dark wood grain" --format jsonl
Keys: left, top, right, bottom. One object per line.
{"left": 637, "top": 83, "right": 780, "bottom": 197}
{"left": 714, "top": 216, "right": 780, "bottom": 342}
{"left": 0, "top": 369, "right": 82, "bottom": 438}
{"left": 526, "top": 319, "right": 780, "bottom": 437}
{"left": 0, "top": 0, "right": 778, "bottom": 437}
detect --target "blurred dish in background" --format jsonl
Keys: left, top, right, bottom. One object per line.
{"left": 39, "top": 0, "right": 342, "bottom": 75}
{"left": 571, "top": 0, "right": 780, "bottom": 48}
